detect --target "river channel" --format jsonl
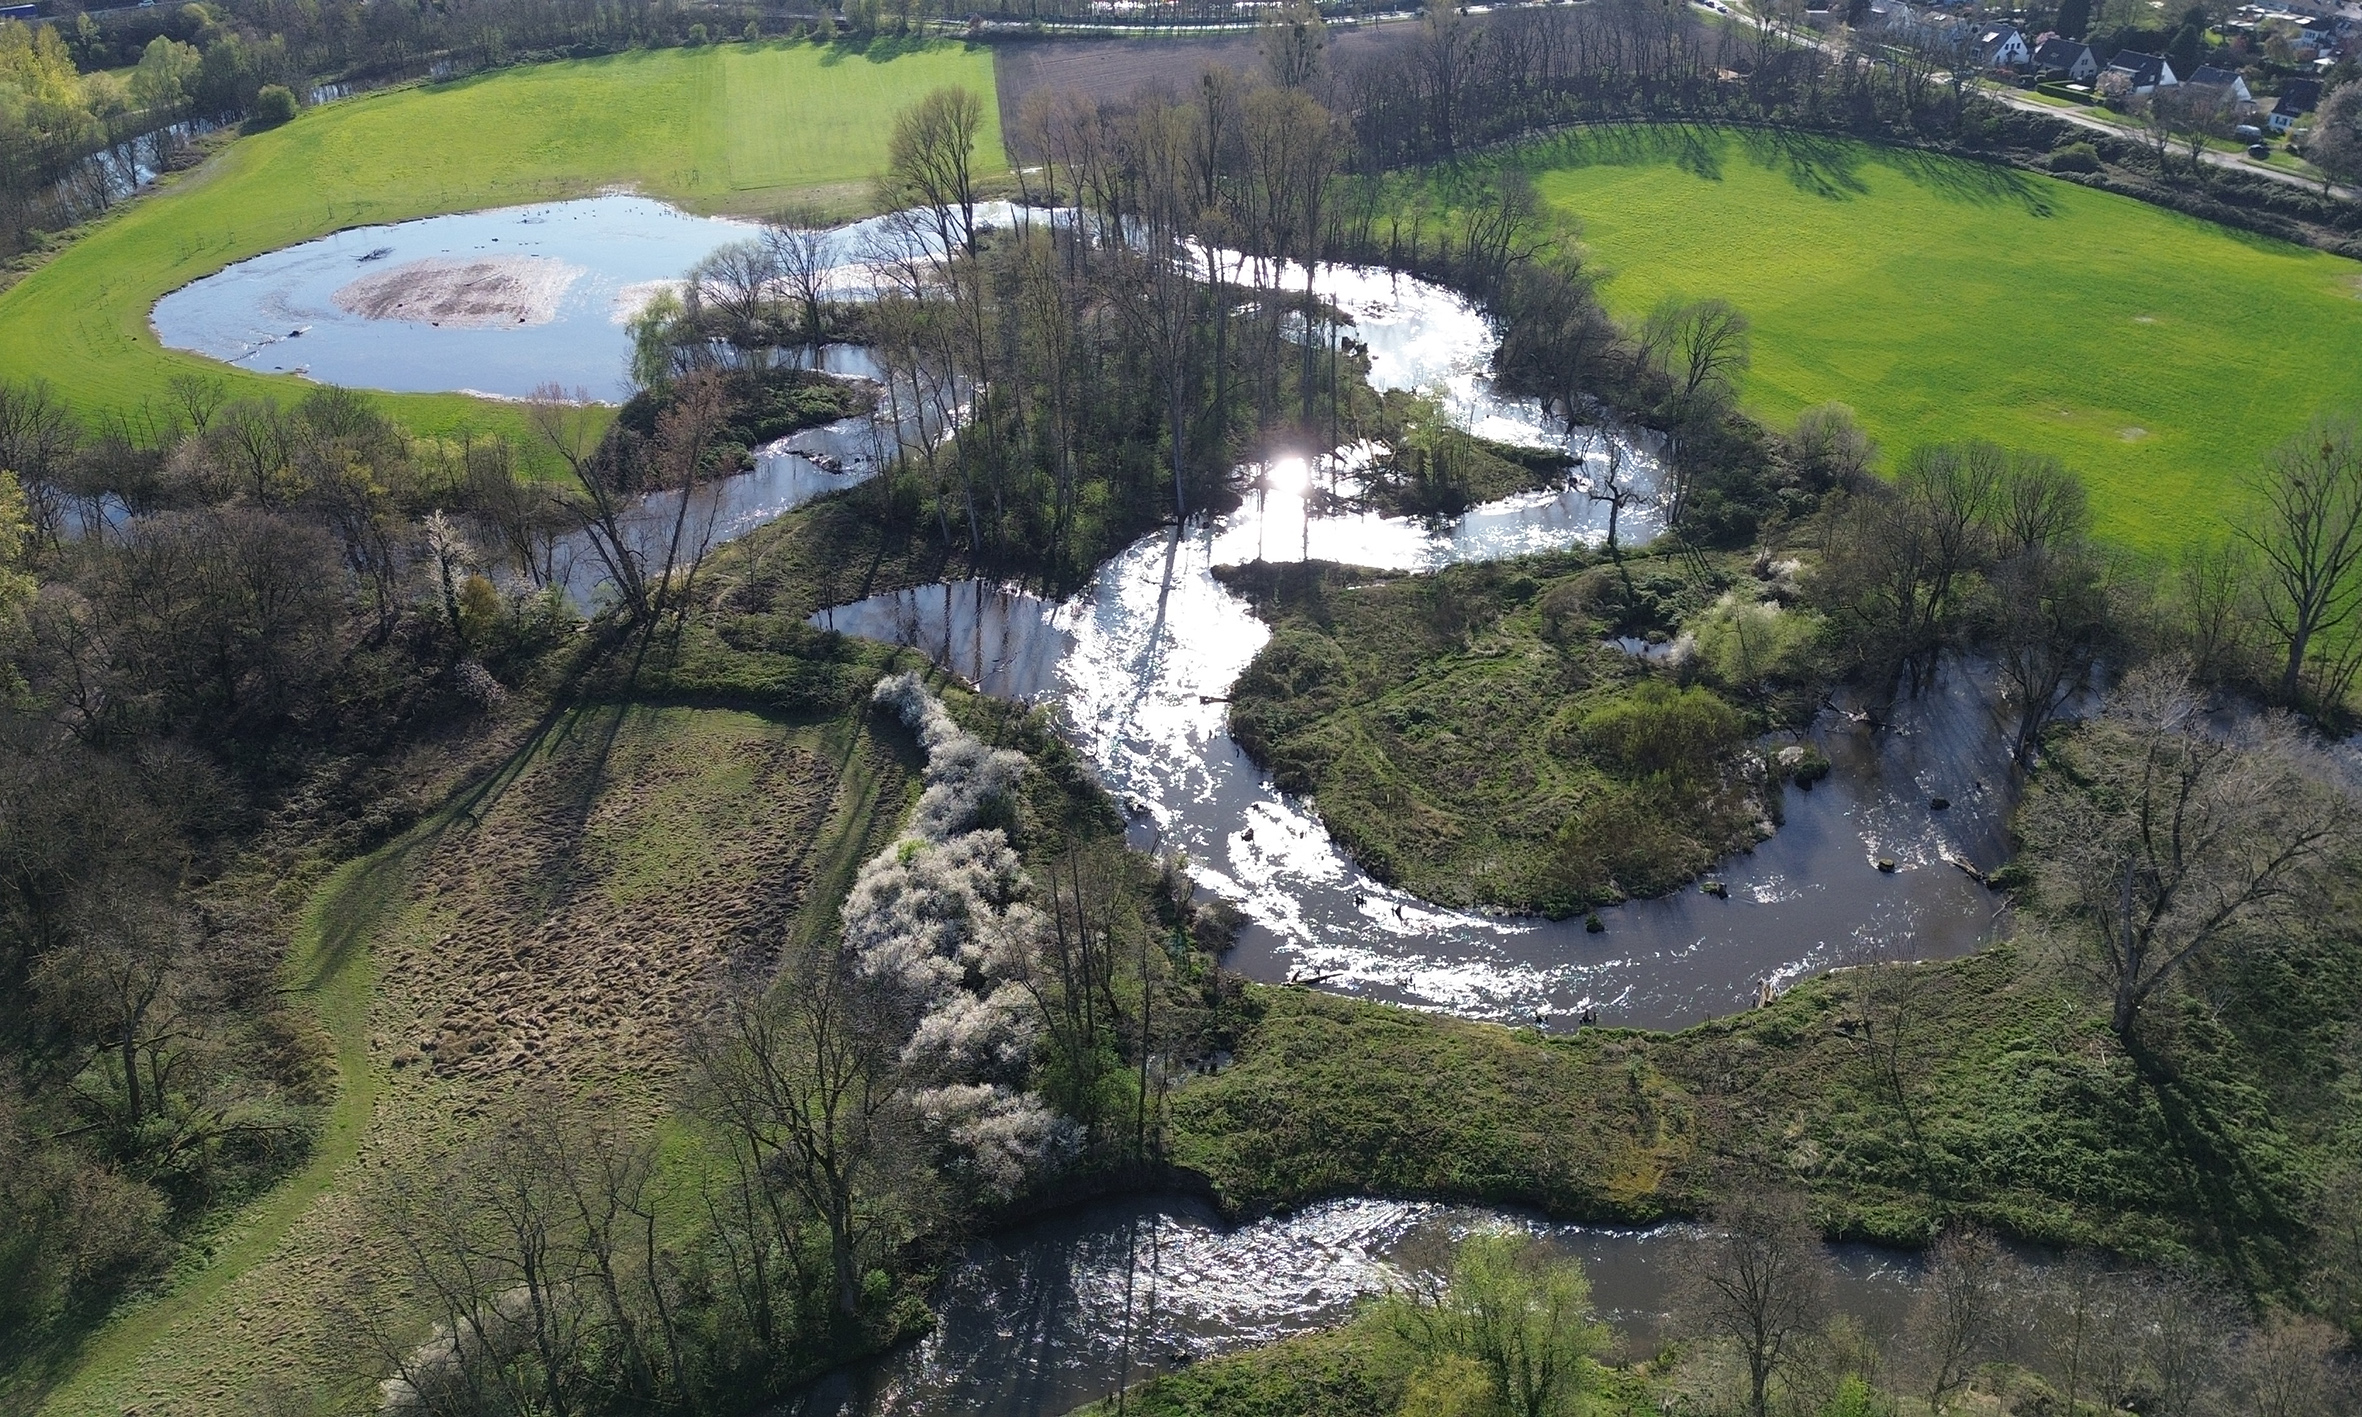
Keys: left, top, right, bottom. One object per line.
{"left": 782, "top": 1194, "right": 1925, "bottom": 1417}
{"left": 808, "top": 260, "right": 2019, "bottom": 1033}
{"left": 159, "top": 200, "right": 2014, "bottom": 1415}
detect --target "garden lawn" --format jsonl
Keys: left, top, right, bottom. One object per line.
{"left": 1523, "top": 124, "right": 2362, "bottom": 556}
{"left": 0, "top": 39, "right": 1002, "bottom": 441}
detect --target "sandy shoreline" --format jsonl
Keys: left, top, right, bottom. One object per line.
{"left": 333, "top": 254, "right": 585, "bottom": 328}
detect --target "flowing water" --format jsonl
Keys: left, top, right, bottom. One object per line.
{"left": 162, "top": 210, "right": 2013, "bottom": 1410}
{"left": 546, "top": 348, "right": 886, "bottom": 609}
{"left": 812, "top": 263, "right": 2019, "bottom": 1032}
{"left": 786, "top": 1195, "right": 1925, "bottom": 1417}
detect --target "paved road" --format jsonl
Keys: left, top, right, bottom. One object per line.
{"left": 1701, "top": 0, "right": 2360, "bottom": 204}
{"left": 1981, "top": 84, "right": 2360, "bottom": 203}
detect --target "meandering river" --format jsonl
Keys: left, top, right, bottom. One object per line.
{"left": 807, "top": 260, "right": 2017, "bottom": 1034}
{"left": 156, "top": 201, "right": 2015, "bottom": 1417}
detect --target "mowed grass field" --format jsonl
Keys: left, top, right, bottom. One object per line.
{"left": 0, "top": 40, "right": 1002, "bottom": 439}
{"left": 1522, "top": 125, "right": 2362, "bottom": 554}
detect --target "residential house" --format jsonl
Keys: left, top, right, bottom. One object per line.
{"left": 1974, "top": 24, "right": 2033, "bottom": 66}
{"left": 2185, "top": 63, "right": 2257, "bottom": 109}
{"left": 2097, "top": 49, "right": 2179, "bottom": 96}
{"left": 2267, "top": 75, "right": 2322, "bottom": 128}
{"left": 2030, "top": 35, "right": 2101, "bottom": 79}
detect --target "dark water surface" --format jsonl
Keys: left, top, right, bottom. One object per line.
{"left": 785, "top": 1195, "right": 1925, "bottom": 1417}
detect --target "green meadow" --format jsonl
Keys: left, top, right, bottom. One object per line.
{"left": 0, "top": 40, "right": 1002, "bottom": 440}
{"left": 1522, "top": 125, "right": 2362, "bottom": 555}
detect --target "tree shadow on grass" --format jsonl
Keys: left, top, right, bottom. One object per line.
{"left": 816, "top": 33, "right": 936, "bottom": 66}
{"left": 1527, "top": 122, "right": 1728, "bottom": 183}
{"left": 1733, "top": 127, "right": 1873, "bottom": 201}
{"left": 2124, "top": 1026, "right": 2308, "bottom": 1297}
{"left": 1880, "top": 148, "right": 2059, "bottom": 218}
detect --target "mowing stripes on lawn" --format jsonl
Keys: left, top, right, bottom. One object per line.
{"left": 0, "top": 40, "right": 1002, "bottom": 439}
{"left": 1522, "top": 125, "right": 2362, "bottom": 555}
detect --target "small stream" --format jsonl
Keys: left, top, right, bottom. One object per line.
{"left": 785, "top": 1196, "right": 1925, "bottom": 1417}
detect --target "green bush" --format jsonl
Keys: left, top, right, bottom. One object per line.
{"left": 247, "top": 83, "right": 296, "bottom": 130}
{"left": 1688, "top": 592, "right": 1823, "bottom": 688}
{"left": 1580, "top": 680, "right": 1743, "bottom": 784}
{"left": 2048, "top": 140, "right": 2104, "bottom": 173}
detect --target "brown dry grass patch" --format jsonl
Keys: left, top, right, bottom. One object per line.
{"left": 44, "top": 704, "right": 914, "bottom": 1416}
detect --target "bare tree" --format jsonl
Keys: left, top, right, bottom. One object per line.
{"left": 763, "top": 207, "right": 833, "bottom": 350}
{"left": 2172, "top": 538, "right": 2258, "bottom": 688}
{"left": 685, "top": 237, "right": 781, "bottom": 354}
{"left": 2231, "top": 1310, "right": 2362, "bottom": 1417}
{"left": 2239, "top": 415, "right": 2362, "bottom": 707}
{"left": 647, "top": 371, "right": 728, "bottom": 629}
{"left": 1680, "top": 1187, "right": 1829, "bottom": 1417}
{"left": 1259, "top": 0, "right": 1327, "bottom": 88}
{"left": 2302, "top": 80, "right": 2361, "bottom": 193}
{"left": 0, "top": 378, "right": 81, "bottom": 545}
{"left": 2036, "top": 1253, "right": 2156, "bottom": 1417}
{"left": 1583, "top": 438, "right": 1646, "bottom": 559}
{"left": 883, "top": 85, "right": 985, "bottom": 261}
{"left": 2020, "top": 664, "right": 2352, "bottom": 1037}
{"left": 1908, "top": 1225, "right": 2009, "bottom": 1413}
{"left": 1787, "top": 402, "right": 1875, "bottom": 492}
{"left": 165, "top": 373, "right": 227, "bottom": 435}
{"left": 1819, "top": 441, "right": 1996, "bottom": 696}
{"left": 1645, "top": 297, "right": 1752, "bottom": 403}
{"left": 1841, "top": 942, "right": 1934, "bottom": 1171}
{"left": 691, "top": 949, "right": 925, "bottom": 1318}
{"left": 528, "top": 384, "right": 646, "bottom": 622}
{"left": 1991, "top": 539, "right": 2114, "bottom": 762}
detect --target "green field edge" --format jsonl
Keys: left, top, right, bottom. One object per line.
{"left": 0, "top": 39, "right": 1009, "bottom": 450}
{"left": 30, "top": 837, "right": 411, "bottom": 1414}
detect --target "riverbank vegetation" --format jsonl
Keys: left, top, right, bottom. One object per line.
{"left": 1082, "top": 1225, "right": 2360, "bottom": 1416}
{"left": 1217, "top": 550, "right": 1797, "bottom": 913}
{"left": 625, "top": 76, "right": 1376, "bottom": 590}
{"left": 1164, "top": 807, "right": 2362, "bottom": 1325}
{"left": 5, "top": 22, "right": 2362, "bottom": 1414}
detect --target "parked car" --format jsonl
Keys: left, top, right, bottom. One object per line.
{"left": 2235, "top": 123, "right": 2265, "bottom": 141}
{"left": 2249, "top": 141, "right": 2272, "bottom": 156}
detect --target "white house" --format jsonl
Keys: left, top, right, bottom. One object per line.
{"left": 2185, "top": 63, "right": 2257, "bottom": 108}
{"left": 2268, "top": 75, "right": 2323, "bottom": 128}
{"left": 2031, "top": 35, "right": 2101, "bottom": 79}
{"left": 1974, "top": 24, "right": 2033, "bottom": 66}
{"left": 2098, "top": 50, "right": 2180, "bottom": 96}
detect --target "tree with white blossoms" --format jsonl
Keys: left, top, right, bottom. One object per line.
{"left": 842, "top": 673, "right": 1082, "bottom": 1198}
{"left": 688, "top": 673, "right": 1086, "bottom": 1326}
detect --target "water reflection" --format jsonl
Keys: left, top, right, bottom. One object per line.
{"left": 788, "top": 1195, "right": 1923, "bottom": 1417}
{"left": 549, "top": 408, "right": 884, "bottom": 609}
{"left": 151, "top": 195, "right": 1025, "bottom": 399}
{"left": 809, "top": 263, "right": 2018, "bottom": 1030}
